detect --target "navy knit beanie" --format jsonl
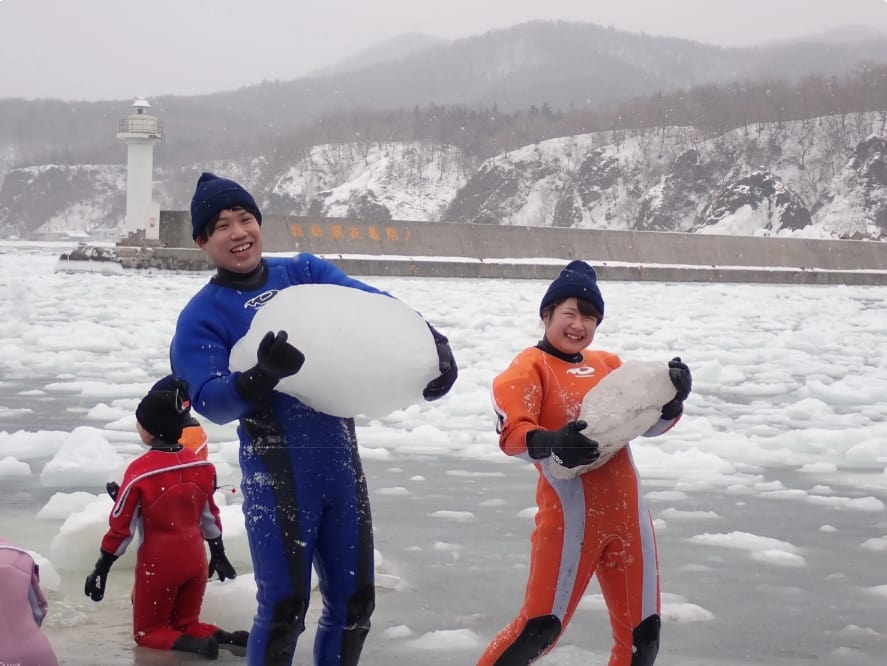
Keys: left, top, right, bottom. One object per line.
{"left": 190, "top": 172, "right": 262, "bottom": 240}
{"left": 539, "top": 260, "right": 605, "bottom": 323}
{"left": 135, "top": 390, "right": 188, "bottom": 442}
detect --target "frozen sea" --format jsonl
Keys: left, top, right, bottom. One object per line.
{"left": 2, "top": 242, "right": 887, "bottom": 665}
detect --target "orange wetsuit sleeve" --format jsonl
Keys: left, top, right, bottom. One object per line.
{"left": 492, "top": 348, "right": 548, "bottom": 457}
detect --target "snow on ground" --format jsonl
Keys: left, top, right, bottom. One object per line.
{"left": 2, "top": 242, "right": 887, "bottom": 664}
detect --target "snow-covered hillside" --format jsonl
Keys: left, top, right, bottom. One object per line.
{"left": 446, "top": 112, "right": 887, "bottom": 239}
{"left": 270, "top": 142, "right": 467, "bottom": 222}
{"left": 1, "top": 113, "right": 885, "bottom": 241}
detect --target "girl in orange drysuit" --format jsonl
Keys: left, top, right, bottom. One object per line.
{"left": 478, "top": 261, "right": 692, "bottom": 666}
{"left": 85, "top": 388, "right": 246, "bottom": 659}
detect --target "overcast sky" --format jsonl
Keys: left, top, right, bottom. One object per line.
{"left": 2, "top": 0, "right": 887, "bottom": 101}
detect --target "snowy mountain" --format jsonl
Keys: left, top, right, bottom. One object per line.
{"left": 1, "top": 113, "right": 886, "bottom": 241}
{"left": 305, "top": 33, "right": 448, "bottom": 78}
{"left": 3, "top": 20, "right": 887, "bottom": 180}
{"left": 444, "top": 113, "right": 887, "bottom": 239}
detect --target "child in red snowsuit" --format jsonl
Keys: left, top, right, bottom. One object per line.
{"left": 106, "top": 375, "right": 210, "bottom": 501}
{"left": 478, "top": 261, "right": 692, "bottom": 666}
{"left": 85, "top": 387, "right": 248, "bottom": 659}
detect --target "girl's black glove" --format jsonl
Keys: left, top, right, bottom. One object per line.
{"left": 661, "top": 357, "right": 692, "bottom": 419}
{"left": 526, "top": 420, "right": 600, "bottom": 468}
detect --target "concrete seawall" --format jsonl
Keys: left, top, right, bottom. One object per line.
{"left": 145, "top": 212, "right": 887, "bottom": 285}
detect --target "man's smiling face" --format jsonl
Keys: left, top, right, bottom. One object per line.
{"left": 196, "top": 208, "right": 263, "bottom": 273}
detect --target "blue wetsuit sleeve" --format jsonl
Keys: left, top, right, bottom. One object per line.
{"left": 170, "top": 302, "right": 256, "bottom": 425}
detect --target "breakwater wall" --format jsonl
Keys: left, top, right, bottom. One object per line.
{"left": 138, "top": 212, "right": 887, "bottom": 285}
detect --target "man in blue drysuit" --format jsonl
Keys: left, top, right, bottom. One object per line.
{"left": 170, "top": 172, "right": 457, "bottom": 665}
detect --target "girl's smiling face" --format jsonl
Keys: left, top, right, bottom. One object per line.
{"left": 543, "top": 297, "right": 598, "bottom": 355}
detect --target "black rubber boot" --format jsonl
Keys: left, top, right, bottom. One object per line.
{"left": 214, "top": 629, "right": 249, "bottom": 656}
{"left": 172, "top": 634, "right": 219, "bottom": 660}
{"left": 494, "top": 614, "right": 562, "bottom": 665}
{"left": 631, "top": 614, "right": 661, "bottom": 666}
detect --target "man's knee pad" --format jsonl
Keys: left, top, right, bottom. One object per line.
{"left": 264, "top": 595, "right": 308, "bottom": 665}
{"left": 494, "top": 614, "right": 562, "bottom": 665}
{"left": 631, "top": 614, "right": 661, "bottom": 666}
{"left": 338, "top": 585, "right": 375, "bottom": 666}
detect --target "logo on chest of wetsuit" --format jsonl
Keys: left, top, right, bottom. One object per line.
{"left": 566, "top": 366, "right": 596, "bottom": 377}
{"left": 244, "top": 289, "right": 279, "bottom": 310}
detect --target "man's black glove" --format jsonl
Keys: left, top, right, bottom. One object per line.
{"left": 423, "top": 324, "right": 458, "bottom": 401}
{"left": 84, "top": 550, "right": 118, "bottom": 602}
{"left": 105, "top": 481, "right": 119, "bottom": 501}
{"left": 526, "top": 420, "right": 600, "bottom": 469}
{"left": 661, "top": 356, "right": 692, "bottom": 420}
{"left": 235, "top": 330, "right": 305, "bottom": 403}
{"left": 207, "top": 537, "right": 237, "bottom": 582}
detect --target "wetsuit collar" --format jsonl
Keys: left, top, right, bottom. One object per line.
{"left": 211, "top": 259, "right": 268, "bottom": 289}
{"left": 150, "top": 440, "right": 185, "bottom": 452}
{"left": 536, "top": 336, "right": 583, "bottom": 364}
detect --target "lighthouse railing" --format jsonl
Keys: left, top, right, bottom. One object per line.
{"left": 117, "top": 117, "right": 163, "bottom": 138}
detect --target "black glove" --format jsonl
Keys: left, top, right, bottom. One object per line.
{"left": 235, "top": 330, "right": 305, "bottom": 402}
{"left": 207, "top": 537, "right": 237, "bottom": 582}
{"left": 105, "top": 481, "right": 119, "bottom": 501}
{"left": 526, "top": 420, "right": 600, "bottom": 469}
{"left": 84, "top": 550, "right": 118, "bottom": 602}
{"left": 661, "top": 356, "right": 692, "bottom": 420}
{"left": 423, "top": 324, "right": 458, "bottom": 401}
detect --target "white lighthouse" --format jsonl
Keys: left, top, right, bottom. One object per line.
{"left": 117, "top": 98, "right": 163, "bottom": 241}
